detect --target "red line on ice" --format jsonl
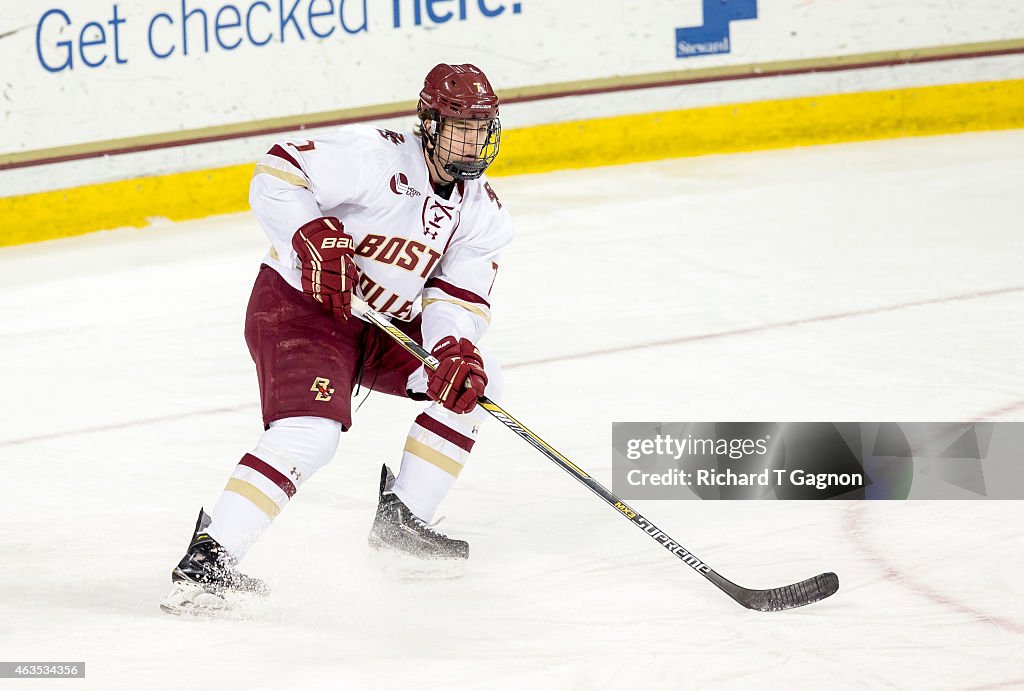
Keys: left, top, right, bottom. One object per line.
{"left": 844, "top": 502, "right": 1024, "bottom": 637}
{"left": 507, "top": 285, "right": 1024, "bottom": 368}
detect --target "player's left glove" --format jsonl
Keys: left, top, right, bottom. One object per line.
{"left": 427, "top": 336, "right": 488, "bottom": 414}
{"left": 291, "top": 216, "right": 358, "bottom": 320}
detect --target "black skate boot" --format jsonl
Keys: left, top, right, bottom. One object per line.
{"left": 368, "top": 465, "right": 469, "bottom": 570}
{"left": 160, "top": 509, "right": 268, "bottom": 616}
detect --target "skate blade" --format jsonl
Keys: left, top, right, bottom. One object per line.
{"left": 368, "top": 542, "right": 467, "bottom": 581}
{"left": 160, "top": 582, "right": 229, "bottom": 617}
{"left": 159, "top": 582, "right": 265, "bottom": 619}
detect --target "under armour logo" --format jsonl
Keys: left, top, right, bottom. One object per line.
{"left": 422, "top": 198, "right": 458, "bottom": 240}
{"left": 290, "top": 467, "right": 303, "bottom": 482}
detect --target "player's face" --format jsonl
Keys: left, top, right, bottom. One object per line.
{"left": 430, "top": 117, "right": 500, "bottom": 182}
{"left": 440, "top": 119, "right": 491, "bottom": 161}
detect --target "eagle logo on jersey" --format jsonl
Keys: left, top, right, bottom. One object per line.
{"left": 377, "top": 129, "right": 405, "bottom": 145}
{"left": 484, "top": 182, "right": 502, "bottom": 209}
{"left": 389, "top": 172, "right": 421, "bottom": 197}
{"left": 311, "top": 377, "right": 335, "bottom": 402}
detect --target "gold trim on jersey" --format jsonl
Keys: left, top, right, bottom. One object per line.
{"left": 253, "top": 164, "right": 309, "bottom": 190}
{"left": 225, "top": 478, "right": 282, "bottom": 519}
{"left": 404, "top": 437, "right": 464, "bottom": 477}
{"left": 422, "top": 297, "right": 491, "bottom": 324}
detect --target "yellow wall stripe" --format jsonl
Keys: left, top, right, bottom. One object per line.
{"left": 404, "top": 437, "right": 464, "bottom": 478}
{"left": 225, "top": 477, "right": 282, "bottom": 520}
{"left": 1, "top": 163, "right": 253, "bottom": 246}
{"left": 489, "top": 78, "right": 1024, "bottom": 176}
{"left": 3, "top": 78, "right": 1023, "bottom": 248}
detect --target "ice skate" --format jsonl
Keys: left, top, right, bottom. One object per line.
{"left": 368, "top": 465, "right": 468, "bottom": 579}
{"left": 160, "top": 509, "right": 268, "bottom": 616}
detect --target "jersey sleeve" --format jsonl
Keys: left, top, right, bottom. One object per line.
{"left": 248, "top": 132, "right": 365, "bottom": 266}
{"left": 420, "top": 193, "right": 514, "bottom": 351}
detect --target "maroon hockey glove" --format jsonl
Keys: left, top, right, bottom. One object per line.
{"left": 291, "top": 217, "right": 358, "bottom": 320}
{"left": 427, "top": 336, "right": 488, "bottom": 414}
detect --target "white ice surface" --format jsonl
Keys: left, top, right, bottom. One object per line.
{"left": 1, "top": 131, "right": 1023, "bottom": 690}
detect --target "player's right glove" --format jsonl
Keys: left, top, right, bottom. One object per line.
{"left": 291, "top": 216, "right": 358, "bottom": 320}
{"left": 427, "top": 336, "right": 488, "bottom": 414}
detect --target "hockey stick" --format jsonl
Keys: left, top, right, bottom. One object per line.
{"left": 352, "top": 299, "right": 839, "bottom": 611}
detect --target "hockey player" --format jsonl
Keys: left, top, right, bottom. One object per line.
{"left": 161, "top": 63, "right": 512, "bottom": 614}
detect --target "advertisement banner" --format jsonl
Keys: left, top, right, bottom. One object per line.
{"left": 3, "top": 1, "right": 1023, "bottom": 155}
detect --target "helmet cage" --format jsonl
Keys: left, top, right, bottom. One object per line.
{"left": 422, "top": 113, "right": 501, "bottom": 182}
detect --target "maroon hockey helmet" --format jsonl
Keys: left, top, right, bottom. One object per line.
{"left": 418, "top": 63, "right": 501, "bottom": 181}
{"left": 418, "top": 63, "right": 500, "bottom": 120}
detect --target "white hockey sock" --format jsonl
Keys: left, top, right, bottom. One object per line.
{"left": 393, "top": 405, "right": 483, "bottom": 522}
{"left": 206, "top": 416, "right": 340, "bottom": 560}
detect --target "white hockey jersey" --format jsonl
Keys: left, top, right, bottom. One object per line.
{"left": 249, "top": 125, "right": 514, "bottom": 352}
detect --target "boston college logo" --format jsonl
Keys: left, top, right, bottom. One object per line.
{"left": 389, "top": 172, "right": 421, "bottom": 197}
{"left": 311, "top": 377, "right": 334, "bottom": 402}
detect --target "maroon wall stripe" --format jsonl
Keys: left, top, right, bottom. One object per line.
{"left": 6, "top": 44, "right": 1021, "bottom": 172}
{"left": 425, "top": 278, "right": 490, "bottom": 307}
{"left": 239, "top": 453, "right": 297, "bottom": 498}
{"left": 414, "top": 413, "right": 475, "bottom": 452}
{"left": 504, "top": 46, "right": 1024, "bottom": 105}
{"left": 267, "top": 144, "right": 302, "bottom": 171}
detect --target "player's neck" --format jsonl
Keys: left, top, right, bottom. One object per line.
{"left": 424, "top": 152, "right": 457, "bottom": 199}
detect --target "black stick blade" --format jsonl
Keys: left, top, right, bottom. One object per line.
{"left": 736, "top": 572, "right": 840, "bottom": 612}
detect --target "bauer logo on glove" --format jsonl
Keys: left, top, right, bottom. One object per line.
{"left": 291, "top": 216, "right": 359, "bottom": 320}
{"left": 320, "top": 236, "right": 352, "bottom": 251}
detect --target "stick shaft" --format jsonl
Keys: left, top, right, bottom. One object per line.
{"left": 355, "top": 303, "right": 720, "bottom": 579}
{"left": 353, "top": 300, "right": 839, "bottom": 611}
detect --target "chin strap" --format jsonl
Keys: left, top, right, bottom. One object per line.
{"left": 421, "top": 121, "right": 440, "bottom": 170}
